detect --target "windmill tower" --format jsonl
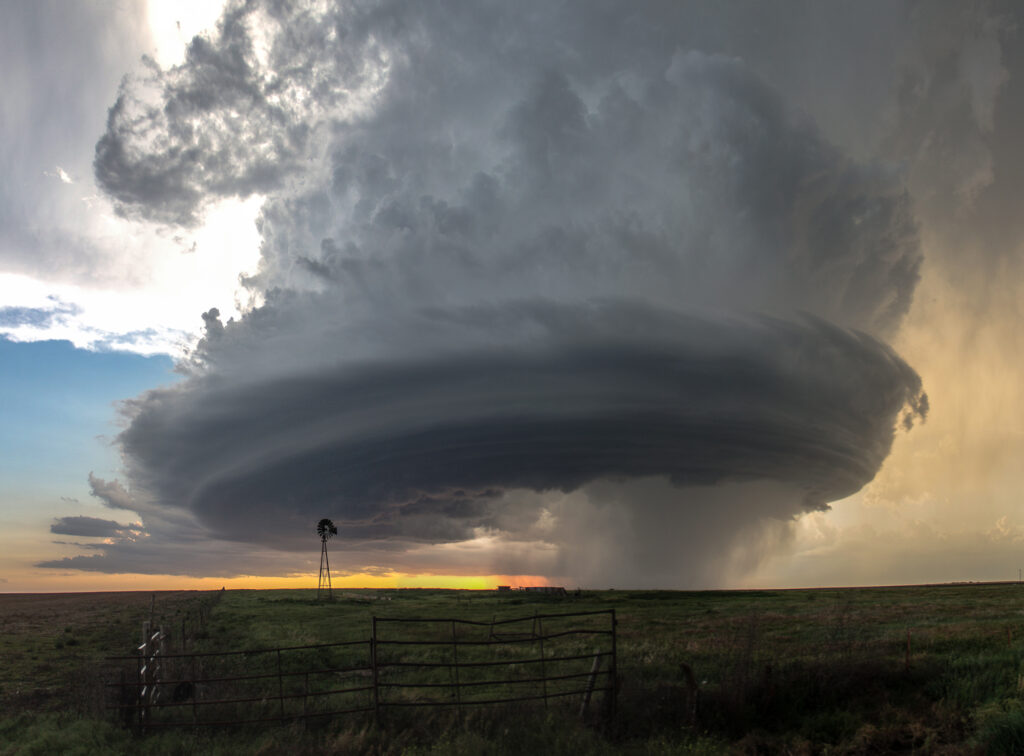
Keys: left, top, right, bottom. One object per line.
{"left": 316, "top": 518, "right": 338, "bottom": 600}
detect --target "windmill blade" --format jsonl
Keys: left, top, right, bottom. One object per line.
{"left": 316, "top": 517, "right": 337, "bottom": 541}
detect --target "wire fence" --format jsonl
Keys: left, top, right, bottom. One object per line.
{"left": 106, "top": 609, "right": 616, "bottom": 730}
{"left": 374, "top": 610, "right": 616, "bottom": 716}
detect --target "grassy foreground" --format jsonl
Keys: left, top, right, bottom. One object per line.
{"left": 4, "top": 583, "right": 1024, "bottom": 753}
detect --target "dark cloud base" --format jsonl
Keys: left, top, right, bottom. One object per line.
{"left": 116, "top": 306, "right": 925, "bottom": 551}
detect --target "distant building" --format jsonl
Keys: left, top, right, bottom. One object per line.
{"left": 520, "top": 586, "right": 567, "bottom": 595}
{"left": 497, "top": 585, "right": 512, "bottom": 592}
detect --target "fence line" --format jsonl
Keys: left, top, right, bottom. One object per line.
{"left": 371, "top": 610, "right": 616, "bottom": 717}
{"left": 107, "top": 609, "right": 616, "bottom": 730}
{"left": 108, "top": 637, "right": 370, "bottom": 661}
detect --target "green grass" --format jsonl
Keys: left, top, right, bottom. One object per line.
{"left": 6, "top": 583, "right": 1024, "bottom": 753}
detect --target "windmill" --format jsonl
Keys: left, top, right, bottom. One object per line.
{"left": 316, "top": 518, "right": 338, "bottom": 600}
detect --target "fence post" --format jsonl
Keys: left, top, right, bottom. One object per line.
{"left": 371, "top": 617, "right": 380, "bottom": 721}
{"left": 905, "top": 627, "right": 911, "bottom": 671}
{"left": 538, "top": 616, "right": 548, "bottom": 708}
{"left": 157, "top": 625, "right": 166, "bottom": 707}
{"left": 140, "top": 621, "right": 150, "bottom": 730}
{"left": 191, "top": 655, "right": 198, "bottom": 726}
{"left": 450, "top": 620, "right": 461, "bottom": 711}
{"left": 609, "top": 609, "right": 618, "bottom": 722}
{"left": 579, "top": 652, "right": 602, "bottom": 718}
{"left": 277, "top": 649, "right": 285, "bottom": 720}
{"left": 135, "top": 641, "right": 143, "bottom": 731}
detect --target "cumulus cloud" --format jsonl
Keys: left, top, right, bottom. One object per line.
{"left": 62, "top": 0, "right": 944, "bottom": 585}
{"left": 88, "top": 473, "right": 138, "bottom": 511}
{"left": 0, "top": 299, "right": 81, "bottom": 331}
{"left": 0, "top": 1, "right": 151, "bottom": 287}
{"left": 93, "top": 0, "right": 376, "bottom": 226}
{"left": 100, "top": 4, "right": 922, "bottom": 337}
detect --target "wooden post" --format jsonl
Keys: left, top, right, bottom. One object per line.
{"left": 277, "top": 649, "right": 285, "bottom": 720}
{"left": 538, "top": 616, "right": 548, "bottom": 708}
{"left": 450, "top": 620, "right": 461, "bottom": 711}
{"left": 905, "top": 628, "right": 911, "bottom": 671}
{"left": 191, "top": 655, "right": 198, "bottom": 725}
{"left": 578, "top": 652, "right": 602, "bottom": 718}
{"left": 371, "top": 618, "right": 380, "bottom": 721}
{"left": 140, "top": 621, "right": 150, "bottom": 729}
{"left": 157, "top": 625, "right": 166, "bottom": 707}
{"left": 609, "top": 609, "right": 618, "bottom": 722}
{"left": 135, "top": 640, "right": 144, "bottom": 731}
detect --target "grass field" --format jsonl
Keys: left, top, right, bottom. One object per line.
{"left": 4, "top": 583, "right": 1024, "bottom": 753}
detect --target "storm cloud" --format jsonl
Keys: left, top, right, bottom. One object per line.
{"left": 120, "top": 306, "right": 925, "bottom": 552}
{"left": 68, "top": 0, "right": 939, "bottom": 585}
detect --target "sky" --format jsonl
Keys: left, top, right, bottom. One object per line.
{"left": 0, "top": 0, "right": 1021, "bottom": 593}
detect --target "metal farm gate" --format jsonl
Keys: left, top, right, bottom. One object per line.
{"left": 107, "top": 609, "right": 616, "bottom": 729}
